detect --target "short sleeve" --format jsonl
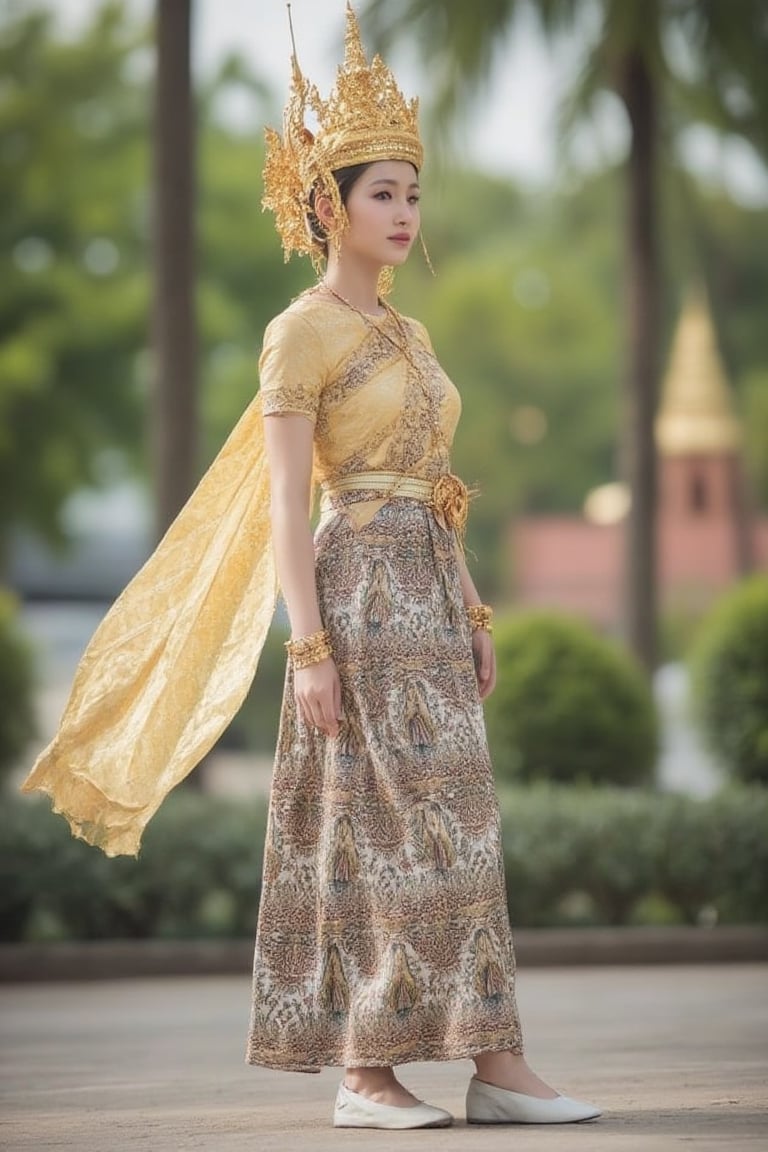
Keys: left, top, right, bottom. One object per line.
{"left": 258, "top": 310, "right": 326, "bottom": 423}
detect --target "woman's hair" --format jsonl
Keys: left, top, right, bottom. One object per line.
{"left": 306, "top": 162, "right": 372, "bottom": 255}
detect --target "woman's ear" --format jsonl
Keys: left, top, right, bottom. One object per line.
{"left": 314, "top": 193, "right": 336, "bottom": 232}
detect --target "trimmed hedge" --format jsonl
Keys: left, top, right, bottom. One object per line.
{"left": 486, "top": 612, "right": 658, "bottom": 786}
{"left": 0, "top": 792, "right": 267, "bottom": 943}
{"left": 499, "top": 785, "right": 768, "bottom": 927}
{"left": 690, "top": 576, "right": 768, "bottom": 785}
{"left": 3, "top": 785, "right": 766, "bottom": 942}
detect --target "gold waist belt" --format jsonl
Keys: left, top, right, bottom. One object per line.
{"left": 321, "top": 470, "right": 470, "bottom": 536}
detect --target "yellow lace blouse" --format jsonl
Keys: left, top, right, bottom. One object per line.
{"left": 21, "top": 292, "right": 462, "bottom": 855}
{"left": 260, "top": 291, "right": 461, "bottom": 526}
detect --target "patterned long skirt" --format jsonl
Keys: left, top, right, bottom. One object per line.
{"left": 246, "top": 498, "right": 523, "bottom": 1071}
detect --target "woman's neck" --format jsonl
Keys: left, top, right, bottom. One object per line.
{"left": 322, "top": 260, "right": 383, "bottom": 316}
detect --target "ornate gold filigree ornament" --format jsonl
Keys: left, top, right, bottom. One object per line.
{"left": 430, "top": 473, "right": 470, "bottom": 537}
{"left": 262, "top": 3, "right": 425, "bottom": 283}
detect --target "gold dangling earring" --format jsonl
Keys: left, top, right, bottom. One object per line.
{"left": 311, "top": 247, "right": 327, "bottom": 281}
{"left": 377, "top": 265, "right": 395, "bottom": 298}
{"left": 419, "top": 230, "right": 436, "bottom": 277}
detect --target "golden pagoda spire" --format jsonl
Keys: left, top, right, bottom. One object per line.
{"left": 655, "top": 284, "right": 741, "bottom": 455}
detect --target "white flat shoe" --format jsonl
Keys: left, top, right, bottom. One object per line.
{"left": 333, "top": 1082, "right": 453, "bottom": 1129}
{"left": 466, "top": 1076, "right": 601, "bottom": 1124}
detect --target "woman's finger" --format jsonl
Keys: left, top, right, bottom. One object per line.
{"left": 319, "top": 687, "right": 341, "bottom": 737}
{"left": 297, "top": 695, "right": 317, "bottom": 730}
{"left": 332, "top": 672, "right": 344, "bottom": 722}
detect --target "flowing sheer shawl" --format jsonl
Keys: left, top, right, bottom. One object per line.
{"left": 21, "top": 395, "right": 277, "bottom": 857}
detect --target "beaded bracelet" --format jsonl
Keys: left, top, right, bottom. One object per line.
{"left": 467, "top": 604, "right": 493, "bottom": 634}
{"left": 285, "top": 628, "right": 333, "bottom": 669}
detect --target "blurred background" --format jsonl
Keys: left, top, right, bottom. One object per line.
{"left": 2, "top": 0, "right": 767, "bottom": 942}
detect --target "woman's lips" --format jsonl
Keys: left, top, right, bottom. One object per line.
{"left": 388, "top": 234, "right": 411, "bottom": 244}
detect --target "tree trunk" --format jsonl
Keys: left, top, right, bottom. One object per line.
{"left": 152, "top": 0, "right": 197, "bottom": 541}
{"left": 152, "top": 1, "right": 202, "bottom": 789}
{"left": 619, "top": 49, "right": 659, "bottom": 673}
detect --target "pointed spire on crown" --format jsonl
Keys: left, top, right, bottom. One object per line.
{"left": 343, "top": 1, "right": 369, "bottom": 72}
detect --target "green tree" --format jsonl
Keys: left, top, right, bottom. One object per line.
{"left": 365, "top": 0, "right": 768, "bottom": 670}
{"left": 0, "top": 1, "right": 289, "bottom": 570}
{"left": 0, "top": 2, "right": 150, "bottom": 570}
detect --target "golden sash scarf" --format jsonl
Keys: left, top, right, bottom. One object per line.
{"left": 21, "top": 395, "right": 278, "bottom": 857}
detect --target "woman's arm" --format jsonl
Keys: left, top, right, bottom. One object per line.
{"left": 455, "top": 543, "right": 497, "bottom": 701}
{"left": 264, "top": 413, "right": 343, "bottom": 735}
{"left": 455, "top": 545, "right": 482, "bottom": 610}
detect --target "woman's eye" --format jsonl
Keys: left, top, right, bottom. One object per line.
{"left": 372, "top": 190, "right": 420, "bottom": 203}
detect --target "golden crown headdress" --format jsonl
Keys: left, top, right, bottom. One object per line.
{"left": 263, "top": 3, "right": 423, "bottom": 267}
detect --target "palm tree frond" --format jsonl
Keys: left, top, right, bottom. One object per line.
{"left": 362, "top": 0, "right": 525, "bottom": 127}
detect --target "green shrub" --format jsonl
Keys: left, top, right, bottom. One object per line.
{"left": 499, "top": 787, "right": 594, "bottom": 927}
{"left": 0, "top": 588, "right": 36, "bottom": 784}
{"left": 499, "top": 787, "right": 659, "bottom": 927}
{"left": 574, "top": 788, "right": 658, "bottom": 924}
{"left": 707, "top": 787, "right": 768, "bottom": 922}
{"left": 690, "top": 576, "right": 768, "bottom": 784}
{"left": 486, "top": 612, "right": 657, "bottom": 786}
{"left": 649, "top": 792, "right": 722, "bottom": 924}
{"left": 498, "top": 784, "right": 768, "bottom": 928}
{"left": 4, "top": 786, "right": 766, "bottom": 940}
{"left": 659, "top": 603, "right": 707, "bottom": 663}
{"left": 0, "top": 792, "right": 267, "bottom": 942}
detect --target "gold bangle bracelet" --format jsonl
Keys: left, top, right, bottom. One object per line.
{"left": 285, "top": 628, "right": 333, "bottom": 669}
{"left": 467, "top": 604, "right": 493, "bottom": 634}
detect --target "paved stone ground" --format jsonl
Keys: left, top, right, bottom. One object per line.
{"left": 1, "top": 965, "right": 766, "bottom": 1151}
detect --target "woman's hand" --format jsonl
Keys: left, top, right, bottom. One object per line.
{"left": 472, "top": 630, "right": 497, "bottom": 700}
{"left": 294, "top": 657, "right": 344, "bottom": 736}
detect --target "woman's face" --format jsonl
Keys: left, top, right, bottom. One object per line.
{"left": 336, "top": 160, "right": 421, "bottom": 269}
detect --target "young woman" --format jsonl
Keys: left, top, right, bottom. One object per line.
{"left": 245, "top": 7, "right": 600, "bottom": 1131}
{"left": 23, "top": 6, "right": 599, "bottom": 1131}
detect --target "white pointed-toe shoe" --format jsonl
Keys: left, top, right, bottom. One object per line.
{"left": 333, "top": 1082, "right": 453, "bottom": 1129}
{"left": 466, "top": 1077, "right": 601, "bottom": 1124}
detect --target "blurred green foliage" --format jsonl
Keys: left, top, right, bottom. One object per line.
{"left": 498, "top": 784, "right": 768, "bottom": 927}
{"left": 690, "top": 576, "right": 768, "bottom": 785}
{"left": 486, "top": 611, "right": 658, "bottom": 786}
{"left": 0, "top": 790, "right": 267, "bottom": 942}
{"left": 0, "top": 4, "right": 149, "bottom": 562}
{"left": 0, "top": 588, "right": 36, "bottom": 779}
{"left": 225, "top": 617, "right": 289, "bottom": 752}
{"left": 0, "top": 1, "right": 307, "bottom": 569}
{"left": 3, "top": 785, "right": 766, "bottom": 939}
{"left": 2, "top": 3, "right": 767, "bottom": 601}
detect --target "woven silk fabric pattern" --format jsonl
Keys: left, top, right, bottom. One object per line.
{"left": 247, "top": 501, "right": 523, "bottom": 1069}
